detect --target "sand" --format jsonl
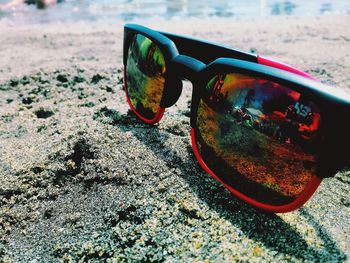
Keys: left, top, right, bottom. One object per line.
{"left": 0, "top": 15, "right": 349, "bottom": 262}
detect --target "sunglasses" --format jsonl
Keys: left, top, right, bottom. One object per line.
{"left": 122, "top": 24, "right": 350, "bottom": 213}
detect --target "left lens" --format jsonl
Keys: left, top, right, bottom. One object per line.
{"left": 125, "top": 34, "right": 166, "bottom": 120}
{"left": 196, "top": 73, "right": 322, "bottom": 206}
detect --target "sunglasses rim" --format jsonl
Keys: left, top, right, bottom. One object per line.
{"left": 190, "top": 128, "right": 322, "bottom": 213}
{"left": 122, "top": 24, "right": 350, "bottom": 213}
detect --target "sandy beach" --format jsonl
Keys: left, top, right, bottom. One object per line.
{"left": 0, "top": 15, "right": 349, "bottom": 262}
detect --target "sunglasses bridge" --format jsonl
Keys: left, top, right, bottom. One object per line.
{"left": 169, "top": 55, "right": 206, "bottom": 82}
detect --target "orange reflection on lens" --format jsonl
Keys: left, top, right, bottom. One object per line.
{"left": 196, "top": 73, "right": 322, "bottom": 206}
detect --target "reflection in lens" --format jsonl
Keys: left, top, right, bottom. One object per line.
{"left": 126, "top": 34, "right": 166, "bottom": 120}
{"left": 196, "top": 73, "right": 322, "bottom": 206}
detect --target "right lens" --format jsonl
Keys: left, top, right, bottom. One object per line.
{"left": 125, "top": 34, "right": 166, "bottom": 120}
{"left": 196, "top": 73, "right": 323, "bottom": 206}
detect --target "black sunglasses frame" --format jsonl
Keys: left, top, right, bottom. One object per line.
{"left": 123, "top": 23, "right": 350, "bottom": 212}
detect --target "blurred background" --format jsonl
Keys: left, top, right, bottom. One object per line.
{"left": 0, "top": 0, "right": 350, "bottom": 25}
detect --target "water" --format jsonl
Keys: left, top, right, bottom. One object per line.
{"left": 0, "top": 0, "right": 349, "bottom": 25}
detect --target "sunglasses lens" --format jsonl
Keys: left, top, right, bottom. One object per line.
{"left": 125, "top": 34, "right": 166, "bottom": 120}
{"left": 196, "top": 73, "right": 322, "bottom": 206}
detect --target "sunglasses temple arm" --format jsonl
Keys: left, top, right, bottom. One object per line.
{"left": 258, "top": 55, "right": 317, "bottom": 81}
{"left": 170, "top": 54, "right": 316, "bottom": 82}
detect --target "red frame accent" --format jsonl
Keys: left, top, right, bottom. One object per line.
{"left": 124, "top": 52, "right": 323, "bottom": 212}
{"left": 258, "top": 55, "right": 317, "bottom": 81}
{"left": 190, "top": 128, "right": 322, "bottom": 213}
{"left": 124, "top": 66, "right": 165, "bottom": 124}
